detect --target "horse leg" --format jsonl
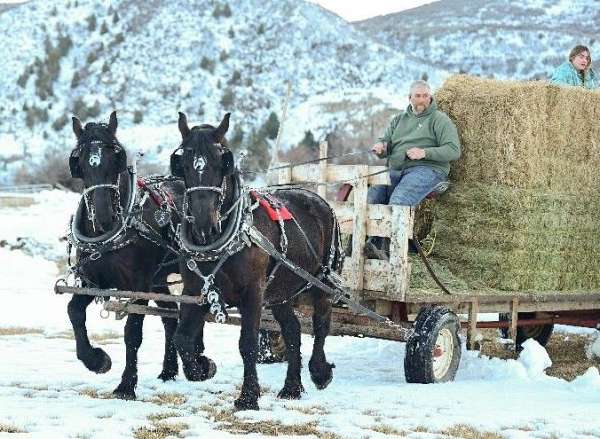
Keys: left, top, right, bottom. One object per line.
{"left": 193, "top": 317, "right": 217, "bottom": 380}
{"left": 113, "top": 299, "right": 147, "bottom": 400}
{"left": 67, "top": 294, "right": 112, "bottom": 373}
{"left": 174, "top": 302, "right": 215, "bottom": 381}
{"left": 308, "top": 290, "right": 335, "bottom": 389}
{"left": 155, "top": 294, "right": 179, "bottom": 382}
{"left": 271, "top": 303, "right": 304, "bottom": 399}
{"left": 234, "top": 286, "right": 262, "bottom": 411}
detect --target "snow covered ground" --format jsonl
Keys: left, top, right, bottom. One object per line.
{"left": 1, "top": 191, "right": 599, "bottom": 438}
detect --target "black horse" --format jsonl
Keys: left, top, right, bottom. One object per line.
{"left": 66, "top": 111, "right": 187, "bottom": 399}
{"left": 171, "top": 112, "right": 343, "bottom": 410}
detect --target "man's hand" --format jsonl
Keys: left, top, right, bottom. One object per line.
{"left": 371, "top": 142, "right": 386, "bottom": 155}
{"left": 406, "top": 147, "right": 426, "bottom": 160}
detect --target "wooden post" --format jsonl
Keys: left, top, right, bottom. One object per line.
{"left": 467, "top": 298, "right": 481, "bottom": 350}
{"left": 389, "top": 206, "right": 413, "bottom": 301}
{"left": 509, "top": 297, "right": 519, "bottom": 350}
{"left": 317, "top": 141, "right": 328, "bottom": 199}
{"left": 349, "top": 165, "right": 369, "bottom": 292}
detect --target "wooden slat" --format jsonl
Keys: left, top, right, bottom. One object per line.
{"left": 349, "top": 166, "right": 369, "bottom": 291}
{"left": 332, "top": 202, "right": 393, "bottom": 237}
{"left": 388, "top": 206, "right": 412, "bottom": 301}
{"left": 288, "top": 164, "right": 389, "bottom": 186}
{"left": 278, "top": 162, "right": 292, "bottom": 185}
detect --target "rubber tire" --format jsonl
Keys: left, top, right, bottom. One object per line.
{"left": 404, "top": 306, "right": 461, "bottom": 384}
{"left": 499, "top": 312, "right": 554, "bottom": 350}
{"left": 257, "top": 329, "right": 287, "bottom": 364}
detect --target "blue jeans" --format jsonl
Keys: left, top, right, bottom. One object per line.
{"left": 367, "top": 166, "right": 447, "bottom": 207}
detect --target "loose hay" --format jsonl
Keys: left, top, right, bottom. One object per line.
{"left": 409, "top": 75, "right": 600, "bottom": 293}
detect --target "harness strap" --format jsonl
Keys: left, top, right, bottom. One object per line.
{"left": 246, "top": 226, "right": 388, "bottom": 323}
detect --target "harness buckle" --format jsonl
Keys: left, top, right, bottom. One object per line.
{"left": 90, "top": 251, "right": 102, "bottom": 261}
{"left": 186, "top": 259, "right": 198, "bottom": 271}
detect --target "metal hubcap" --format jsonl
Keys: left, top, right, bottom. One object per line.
{"left": 432, "top": 327, "right": 454, "bottom": 380}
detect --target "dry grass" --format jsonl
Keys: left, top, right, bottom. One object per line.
{"left": 148, "top": 392, "right": 187, "bottom": 406}
{"left": 197, "top": 404, "right": 340, "bottom": 437}
{"left": 545, "top": 334, "right": 600, "bottom": 381}
{"left": 46, "top": 330, "right": 120, "bottom": 344}
{"left": 78, "top": 388, "right": 113, "bottom": 400}
{"left": 442, "top": 424, "right": 505, "bottom": 438}
{"left": 478, "top": 331, "right": 600, "bottom": 381}
{"left": 0, "top": 423, "right": 26, "bottom": 433}
{"left": 370, "top": 424, "right": 408, "bottom": 436}
{"left": 133, "top": 422, "right": 188, "bottom": 439}
{"left": 147, "top": 412, "right": 183, "bottom": 422}
{"left": 287, "top": 404, "right": 330, "bottom": 415}
{"left": 0, "top": 327, "right": 44, "bottom": 336}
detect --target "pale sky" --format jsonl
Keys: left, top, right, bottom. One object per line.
{"left": 309, "top": 0, "right": 439, "bottom": 22}
{"left": 2, "top": 0, "right": 438, "bottom": 22}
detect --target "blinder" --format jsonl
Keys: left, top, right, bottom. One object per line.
{"left": 69, "top": 143, "right": 127, "bottom": 179}
{"left": 69, "top": 149, "right": 83, "bottom": 179}
{"left": 170, "top": 149, "right": 184, "bottom": 178}
{"left": 222, "top": 150, "right": 234, "bottom": 176}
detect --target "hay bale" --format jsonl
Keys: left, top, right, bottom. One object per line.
{"left": 410, "top": 76, "right": 600, "bottom": 293}
{"left": 436, "top": 75, "right": 600, "bottom": 192}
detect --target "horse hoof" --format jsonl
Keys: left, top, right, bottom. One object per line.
{"left": 309, "top": 362, "right": 334, "bottom": 390}
{"left": 157, "top": 370, "right": 178, "bottom": 382}
{"left": 234, "top": 396, "right": 259, "bottom": 411}
{"left": 277, "top": 384, "right": 304, "bottom": 400}
{"left": 198, "top": 356, "right": 217, "bottom": 381}
{"left": 86, "top": 348, "right": 112, "bottom": 374}
{"left": 112, "top": 385, "right": 136, "bottom": 401}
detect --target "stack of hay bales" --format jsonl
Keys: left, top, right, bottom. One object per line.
{"left": 417, "top": 75, "right": 600, "bottom": 293}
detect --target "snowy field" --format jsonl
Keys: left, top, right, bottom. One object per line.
{"left": 1, "top": 190, "right": 600, "bottom": 439}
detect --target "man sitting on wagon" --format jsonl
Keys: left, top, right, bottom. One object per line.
{"left": 365, "top": 80, "right": 461, "bottom": 259}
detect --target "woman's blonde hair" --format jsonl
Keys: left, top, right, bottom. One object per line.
{"left": 569, "top": 45, "right": 592, "bottom": 70}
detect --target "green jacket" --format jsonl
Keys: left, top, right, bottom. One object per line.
{"left": 377, "top": 99, "right": 461, "bottom": 176}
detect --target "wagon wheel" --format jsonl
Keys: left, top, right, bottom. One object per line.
{"left": 404, "top": 306, "right": 461, "bottom": 383}
{"left": 499, "top": 312, "right": 554, "bottom": 350}
{"left": 257, "top": 329, "right": 287, "bottom": 364}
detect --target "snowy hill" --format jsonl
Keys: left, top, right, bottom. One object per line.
{"left": 356, "top": 0, "right": 600, "bottom": 80}
{"left": 0, "top": 0, "right": 445, "bottom": 181}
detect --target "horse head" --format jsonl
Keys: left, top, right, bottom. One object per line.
{"left": 70, "top": 111, "right": 127, "bottom": 234}
{"left": 171, "top": 112, "right": 234, "bottom": 244}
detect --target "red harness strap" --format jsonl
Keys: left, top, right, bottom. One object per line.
{"left": 250, "top": 191, "right": 293, "bottom": 221}
{"left": 137, "top": 178, "right": 174, "bottom": 208}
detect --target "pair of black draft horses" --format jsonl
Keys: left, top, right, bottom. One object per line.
{"left": 66, "top": 111, "right": 343, "bottom": 410}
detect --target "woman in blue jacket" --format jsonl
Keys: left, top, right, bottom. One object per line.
{"left": 550, "top": 45, "right": 598, "bottom": 90}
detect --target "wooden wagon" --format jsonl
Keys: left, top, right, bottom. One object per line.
{"left": 56, "top": 141, "right": 600, "bottom": 384}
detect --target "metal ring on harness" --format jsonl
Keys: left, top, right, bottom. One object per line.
{"left": 54, "top": 278, "right": 67, "bottom": 294}
{"left": 210, "top": 302, "right": 221, "bottom": 314}
{"left": 90, "top": 251, "right": 102, "bottom": 261}
{"left": 214, "top": 311, "right": 227, "bottom": 324}
{"left": 186, "top": 259, "right": 198, "bottom": 271}
{"left": 100, "top": 308, "right": 110, "bottom": 319}
{"left": 207, "top": 290, "right": 219, "bottom": 304}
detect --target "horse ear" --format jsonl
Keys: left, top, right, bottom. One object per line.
{"left": 72, "top": 116, "right": 83, "bottom": 139}
{"left": 108, "top": 111, "right": 118, "bottom": 135}
{"left": 178, "top": 112, "right": 190, "bottom": 139}
{"left": 215, "top": 112, "right": 231, "bottom": 143}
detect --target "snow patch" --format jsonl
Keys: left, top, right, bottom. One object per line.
{"left": 518, "top": 339, "right": 552, "bottom": 379}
